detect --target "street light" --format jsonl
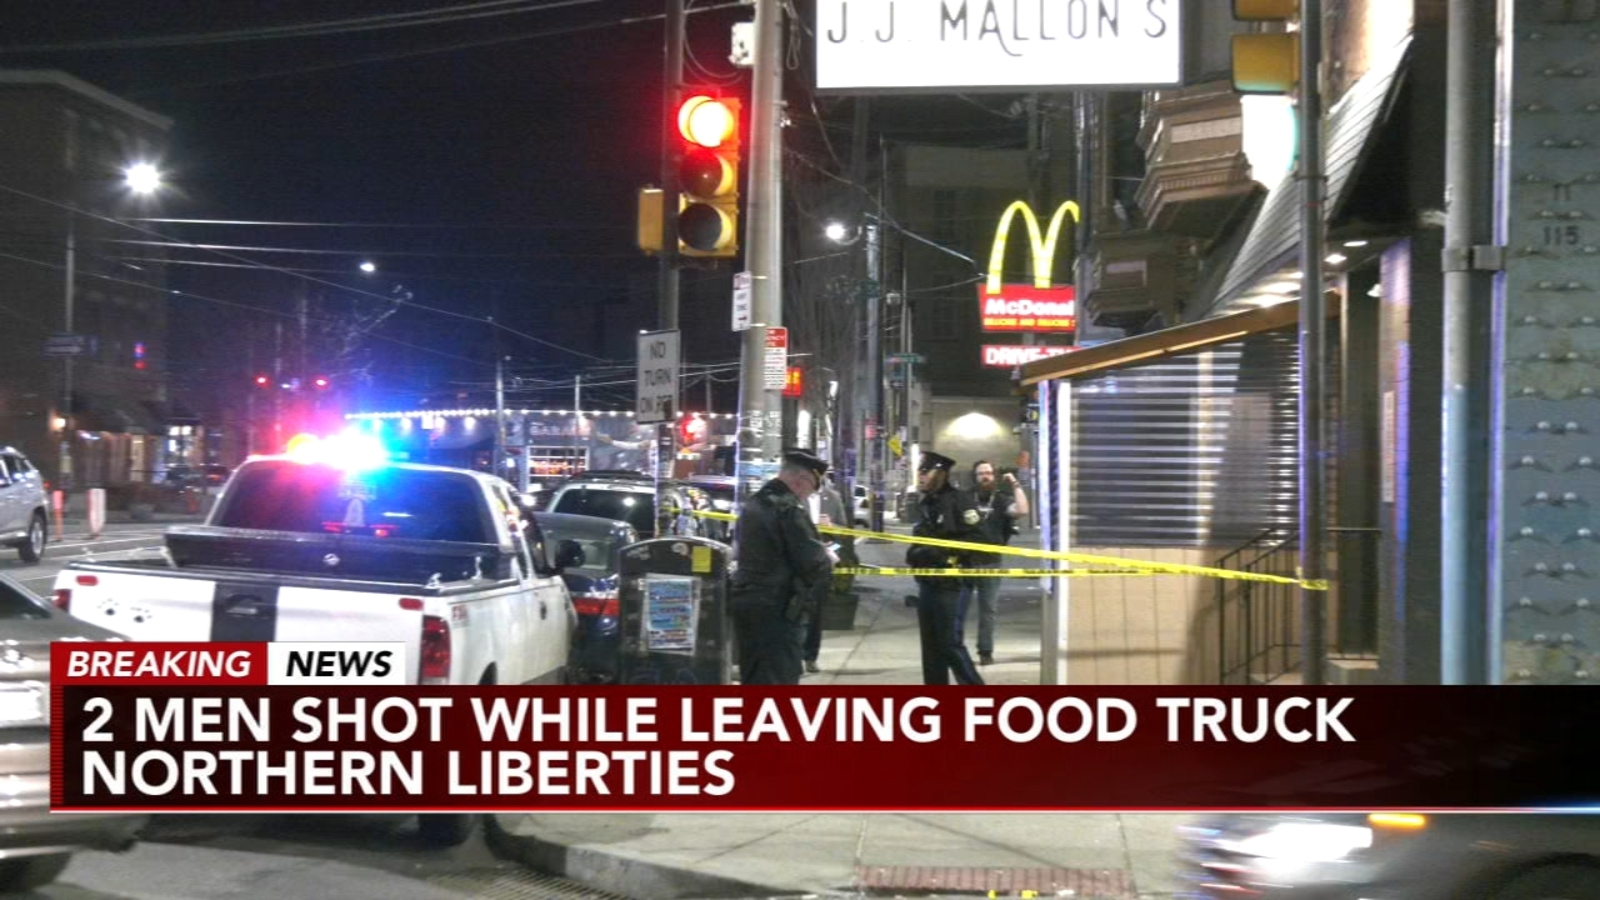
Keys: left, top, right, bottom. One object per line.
{"left": 124, "top": 163, "right": 162, "bottom": 195}
{"left": 824, "top": 221, "right": 850, "bottom": 243}
{"left": 359, "top": 260, "right": 377, "bottom": 274}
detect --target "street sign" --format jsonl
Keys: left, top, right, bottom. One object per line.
{"left": 888, "top": 435, "right": 902, "bottom": 457}
{"left": 888, "top": 352, "right": 925, "bottom": 364}
{"left": 44, "top": 333, "right": 88, "bottom": 357}
{"left": 732, "top": 272, "right": 753, "bottom": 331}
{"left": 636, "top": 330, "right": 680, "bottom": 424}
{"left": 763, "top": 326, "right": 788, "bottom": 391}
{"left": 815, "top": 0, "right": 1183, "bottom": 91}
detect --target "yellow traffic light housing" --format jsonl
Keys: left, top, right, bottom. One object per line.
{"left": 1233, "top": 33, "right": 1300, "bottom": 94}
{"left": 1231, "top": 0, "right": 1299, "bottom": 95}
{"left": 676, "top": 93, "right": 741, "bottom": 259}
{"left": 637, "top": 187, "right": 664, "bottom": 253}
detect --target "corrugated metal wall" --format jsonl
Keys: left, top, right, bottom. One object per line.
{"left": 1067, "top": 328, "right": 1317, "bottom": 548}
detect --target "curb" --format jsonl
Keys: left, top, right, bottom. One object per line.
{"left": 484, "top": 817, "right": 799, "bottom": 900}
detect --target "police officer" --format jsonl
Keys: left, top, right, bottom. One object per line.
{"left": 729, "top": 449, "right": 836, "bottom": 685}
{"left": 906, "top": 451, "right": 985, "bottom": 686}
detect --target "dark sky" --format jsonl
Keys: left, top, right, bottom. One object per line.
{"left": 0, "top": 0, "right": 758, "bottom": 412}
{"left": 0, "top": 0, "right": 1029, "bottom": 414}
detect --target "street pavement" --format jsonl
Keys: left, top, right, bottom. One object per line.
{"left": 14, "top": 517, "right": 1191, "bottom": 899}
{"left": 493, "top": 533, "right": 1193, "bottom": 900}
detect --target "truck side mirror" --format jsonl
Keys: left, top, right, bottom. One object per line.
{"left": 555, "top": 539, "right": 586, "bottom": 571}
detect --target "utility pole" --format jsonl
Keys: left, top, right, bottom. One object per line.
{"left": 1439, "top": 0, "right": 1498, "bottom": 685}
{"left": 491, "top": 314, "right": 505, "bottom": 478}
{"left": 59, "top": 213, "right": 76, "bottom": 489}
{"left": 866, "top": 220, "right": 885, "bottom": 531}
{"left": 736, "top": 0, "right": 784, "bottom": 491}
{"left": 1296, "top": 0, "right": 1328, "bottom": 686}
{"left": 659, "top": 0, "right": 683, "bottom": 330}
{"left": 658, "top": 0, "right": 684, "bottom": 514}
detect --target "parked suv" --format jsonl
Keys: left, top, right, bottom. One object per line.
{"left": 545, "top": 470, "right": 701, "bottom": 539}
{"left": 0, "top": 448, "right": 48, "bottom": 563}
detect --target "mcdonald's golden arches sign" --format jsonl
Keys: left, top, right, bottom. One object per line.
{"left": 979, "top": 200, "right": 1079, "bottom": 334}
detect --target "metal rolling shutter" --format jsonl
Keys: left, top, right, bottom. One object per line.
{"left": 1068, "top": 327, "right": 1313, "bottom": 548}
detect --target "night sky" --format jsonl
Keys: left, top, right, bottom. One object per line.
{"left": 0, "top": 0, "right": 1028, "bottom": 416}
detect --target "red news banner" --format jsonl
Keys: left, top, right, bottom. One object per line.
{"left": 51, "top": 643, "right": 1599, "bottom": 813}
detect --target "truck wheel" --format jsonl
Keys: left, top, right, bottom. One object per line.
{"left": 16, "top": 513, "right": 45, "bottom": 564}
{"left": 0, "top": 853, "right": 71, "bottom": 891}
{"left": 417, "top": 813, "right": 477, "bottom": 847}
{"left": 1491, "top": 864, "right": 1600, "bottom": 900}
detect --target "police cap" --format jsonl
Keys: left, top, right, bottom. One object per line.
{"left": 918, "top": 450, "right": 957, "bottom": 472}
{"left": 782, "top": 447, "right": 829, "bottom": 477}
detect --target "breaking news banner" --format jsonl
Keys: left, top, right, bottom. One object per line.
{"left": 50, "top": 643, "right": 1600, "bottom": 814}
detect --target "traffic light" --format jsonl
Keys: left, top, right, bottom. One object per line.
{"left": 253, "top": 374, "right": 271, "bottom": 389}
{"left": 675, "top": 93, "right": 741, "bottom": 259}
{"left": 1231, "top": 0, "right": 1299, "bottom": 95}
{"left": 312, "top": 376, "right": 330, "bottom": 390}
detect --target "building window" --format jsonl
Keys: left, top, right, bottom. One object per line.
{"left": 928, "top": 298, "right": 958, "bottom": 340}
{"left": 933, "top": 190, "right": 958, "bottom": 243}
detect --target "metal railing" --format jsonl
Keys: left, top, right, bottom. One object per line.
{"left": 1216, "top": 527, "right": 1301, "bottom": 684}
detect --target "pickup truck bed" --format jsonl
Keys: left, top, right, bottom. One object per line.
{"left": 54, "top": 456, "right": 575, "bottom": 687}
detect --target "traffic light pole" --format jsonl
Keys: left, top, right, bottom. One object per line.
{"left": 737, "top": 0, "right": 784, "bottom": 490}
{"left": 656, "top": 0, "right": 683, "bottom": 530}
{"left": 658, "top": 0, "right": 683, "bottom": 331}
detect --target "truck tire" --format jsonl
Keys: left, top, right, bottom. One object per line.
{"left": 1492, "top": 864, "right": 1600, "bottom": 900}
{"left": 418, "top": 813, "right": 477, "bottom": 847}
{"left": 16, "top": 512, "right": 45, "bottom": 564}
{"left": 0, "top": 853, "right": 71, "bottom": 891}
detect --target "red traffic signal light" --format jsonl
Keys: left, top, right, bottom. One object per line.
{"left": 678, "top": 95, "right": 735, "bottom": 148}
{"left": 254, "top": 374, "right": 271, "bottom": 388}
{"left": 675, "top": 93, "right": 740, "bottom": 259}
{"left": 312, "top": 376, "right": 330, "bottom": 390}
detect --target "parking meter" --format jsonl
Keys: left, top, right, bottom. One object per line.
{"left": 616, "top": 536, "right": 732, "bottom": 685}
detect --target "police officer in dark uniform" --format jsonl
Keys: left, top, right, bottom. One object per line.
{"left": 729, "top": 449, "right": 836, "bottom": 685}
{"left": 906, "top": 451, "right": 986, "bottom": 686}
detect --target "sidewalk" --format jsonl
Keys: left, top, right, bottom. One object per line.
{"left": 494, "top": 534, "right": 1192, "bottom": 899}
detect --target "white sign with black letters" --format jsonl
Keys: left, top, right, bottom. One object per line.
{"left": 732, "top": 272, "right": 753, "bottom": 331}
{"left": 636, "top": 330, "right": 680, "bottom": 424}
{"left": 815, "top": 0, "right": 1182, "bottom": 92}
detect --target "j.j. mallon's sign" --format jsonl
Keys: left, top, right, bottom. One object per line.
{"left": 816, "top": 0, "right": 1182, "bottom": 92}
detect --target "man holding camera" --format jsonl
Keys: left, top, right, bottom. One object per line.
{"left": 959, "top": 460, "right": 1030, "bottom": 666}
{"left": 906, "top": 451, "right": 985, "bottom": 686}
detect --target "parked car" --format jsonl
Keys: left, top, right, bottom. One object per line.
{"left": 544, "top": 470, "right": 701, "bottom": 539}
{"left": 0, "top": 573, "right": 144, "bottom": 890}
{"left": 533, "top": 512, "right": 637, "bottom": 683}
{"left": 0, "top": 447, "right": 49, "bottom": 563}
{"left": 163, "top": 463, "right": 230, "bottom": 488}
{"left": 1177, "top": 812, "right": 1600, "bottom": 899}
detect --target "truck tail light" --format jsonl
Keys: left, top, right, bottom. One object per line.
{"left": 420, "top": 615, "right": 450, "bottom": 684}
{"left": 53, "top": 589, "right": 71, "bottom": 612}
{"left": 572, "top": 590, "right": 620, "bottom": 618}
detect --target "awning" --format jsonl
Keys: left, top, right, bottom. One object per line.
{"left": 1199, "top": 36, "right": 1412, "bottom": 317}
{"left": 1018, "top": 297, "right": 1339, "bottom": 387}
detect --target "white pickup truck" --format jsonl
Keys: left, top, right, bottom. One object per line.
{"left": 51, "top": 450, "right": 576, "bottom": 844}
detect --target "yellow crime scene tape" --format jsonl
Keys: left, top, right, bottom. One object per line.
{"left": 675, "top": 507, "right": 1329, "bottom": 591}
{"left": 836, "top": 567, "right": 1160, "bottom": 578}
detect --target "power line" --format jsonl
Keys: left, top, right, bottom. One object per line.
{"left": 125, "top": 217, "right": 627, "bottom": 230}
{"left": 126, "top": 2, "right": 748, "bottom": 94}
{"left": 0, "top": 248, "right": 494, "bottom": 369}
{"left": 0, "top": 181, "right": 617, "bottom": 362}
{"left": 99, "top": 237, "right": 642, "bottom": 261}
{"left": 0, "top": 0, "right": 612, "bottom": 54}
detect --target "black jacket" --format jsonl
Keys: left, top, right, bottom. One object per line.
{"left": 906, "top": 483, "right": 982, "bottom": 580}
{"left": 730, "top": 479, "right": 834, "bottom": 617}
{"left": 966, "top": 486, "right": 1018, "bottom": 565}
